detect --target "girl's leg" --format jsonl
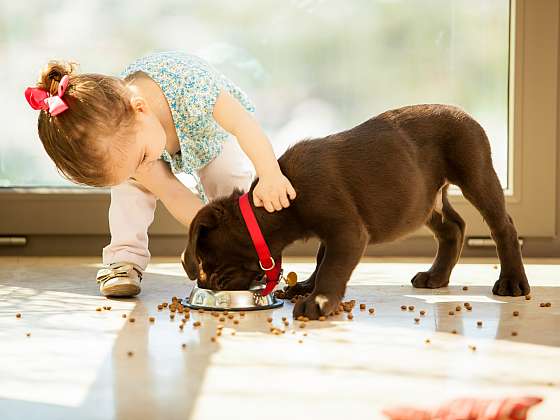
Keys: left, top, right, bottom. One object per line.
{"left": 102, "top": 178, "right": 157, "bottom": 270}
{"left": 197, "top": 135, "right": 256, "bottom": 200}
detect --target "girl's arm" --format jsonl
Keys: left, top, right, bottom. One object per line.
{"left": 212, "top": 90, "right": 296, "bottom": 212}
{"left": 132, "top": 160, "right": 203, "bottom": 227}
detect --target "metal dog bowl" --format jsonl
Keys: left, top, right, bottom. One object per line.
{"left": 182, "top": 286, "right": 284, "bottom": 311}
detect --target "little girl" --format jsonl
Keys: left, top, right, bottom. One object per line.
{"left": 25, "top": 51, "right": 296, "bottom": 297}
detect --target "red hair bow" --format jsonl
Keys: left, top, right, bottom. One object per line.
{"left": 24, "top": 75, "right": 69, "bottom": 116}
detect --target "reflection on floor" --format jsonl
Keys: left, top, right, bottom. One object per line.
{"left": 0, "top": 257, "right": 558, "bottom": 420}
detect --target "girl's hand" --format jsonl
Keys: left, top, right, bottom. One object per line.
{"left": 253, "top": 169, "right": 297, "bottom": 212}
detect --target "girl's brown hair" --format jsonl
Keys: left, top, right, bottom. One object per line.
{"left": 35, "top": 60, "right": 136, "bottom": 186}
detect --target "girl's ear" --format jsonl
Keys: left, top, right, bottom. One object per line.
{"left": 130, "top": 96, "right": 148, "bottom": 114}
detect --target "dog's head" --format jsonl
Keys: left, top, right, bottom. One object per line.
{"left": 181, "top": 189, "right": 266, "bottom": 291}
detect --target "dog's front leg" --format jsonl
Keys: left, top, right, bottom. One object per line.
{"left": 293, "top": 228, "right": 368, "bottom": 320}
{"left": 283, "top": 243, "right": 325, "bottom": 299}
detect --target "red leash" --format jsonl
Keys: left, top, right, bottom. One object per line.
{"left": 238, "top": 192, "right": 282, "bottom": 296}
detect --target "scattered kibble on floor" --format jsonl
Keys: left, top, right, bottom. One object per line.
{"left": 477, "top": 321, "right": 483, "bottom": 327}
{"left": 15, "top": 313, "right": 21, "bottom": 318}
{"left": 513, "top": 311, "right": 519, "bottom": 317}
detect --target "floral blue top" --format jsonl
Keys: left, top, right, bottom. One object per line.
{"left": 120, "top": 51, "right": 255, "bottom": 203}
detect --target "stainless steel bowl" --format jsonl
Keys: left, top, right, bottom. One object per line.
{"left": 182, "top": 286, "right": 284, "bottom": 311}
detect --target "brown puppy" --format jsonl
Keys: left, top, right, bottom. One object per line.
{"left": 181, "top": 104, "right": 529, "bottom": 319}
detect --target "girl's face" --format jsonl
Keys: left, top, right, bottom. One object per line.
{"left": 109, "top": 97, "right": 166, "bottom": 186}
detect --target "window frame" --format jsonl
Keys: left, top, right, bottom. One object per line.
{"left": 0, "top": 0, "right": 556, "bottom": 241}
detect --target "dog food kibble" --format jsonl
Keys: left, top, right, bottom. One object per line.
{"left": 267, "top": 317, "right": 273, "bottom": 323}
{"left": 539, "top": 303, "right": 546, "bottom": 308}
{"left": 464, "top": 302, "right": 471, "bottom": 308}
{"left": 469, "top": 345, "right": 477, "bottom": 351}
{"left": 216, "top": 331, "right": 222, "bottom": 337}
{"left": 452, "top": 329, "right": 457, "bottom": 334}
{"left": 122, "top": 314, "right": 127, "bottom": 318}
{"left": 234, "top": 320, "right": 239, "bottom": 325}
{"left": 231, "top": 331, "right": 236, "bottom": 336}
{"left": 193, "top": 321, "right": 201, "bottom": 327}
{"left": 401, "top": 305, "right": 407, "bottom": 311}
{"left": 360, "top": 304, "right": 366, "bottom": 310}
{"left": 210, "top": 337, "right": 216, "bottom": 342}
{"left": 286, "top": 271, "right": 298, "bottom": 286}
{"left": 179, "top": 324, "right": 184, "bottom": 331}
{"left": 198, "top": 309, "right": 204, "bottom": 314}
{"left": 172, "top": 296, "right": 178, "bottom": 303}
{"left": 96, "top": 307, "right": 102, "bottom": 312}
{"left": 162, "top": 302, "right": 168, "bottom": 308}
{"left": 419, "top": 310, "right": 426, "bottom": 316}
{"left": 525, "top": 295, "right": 531, "bottom": 300}
{"left": 466, "top": 306, "right": 472, "bottom": 311}
{"left": 182, "top": 343, "right": 187, "bottom": 349}
{"left": 545, "top": 302, "right": 552, "bottom": 307}
{"left": 178, "top": 307, "right": 184, "bottom": 314}
{"left": 408, "top": 305, "right": 415, "bottom": 311}
{"left": 219, "top": 317, "right": 225, "bottom": 322}
{"left": 512, "top": 331, "right": 518, "bottom": 336}
{"left": 347, "top": 313, "right": 353, "bottom": 320}
{"left": 455, "top": 306, "right": 461, "bottom": 312}
{"left": 127, "top": 351, "right": 134, "bottom": 357}
{"left": 157, "top": 304, "right": 163, "bottom": 310}
{"left": 513, "top": 311, "right": 519, "bottom": 317}
{"left": 462, "top": 286, "right": 469, "bottom": 291}
{"left": 368, "top": 308, "right": 375, "bottom": 314}
{"left": 299, "top": 323, "right": 306, "bottom": 328}
{"left": 170, "top": 314, "right": 175, "bottom": 320}
{"left": 477, "top": 321, "right": 483, "bottom": 327}
{"left": 448, "top": 311, "right": 454, "bottom": 316}
{"left": 129, "top": 317, "right": 136, "bottom": 323}
{"left": 15, "top": 313, "right": 21, "bottom": 318}
{"left": 240, "top": 312, "right": 246, "bottom": 317}
{"left": 227, "top": 314, "right": 234, "bottom": 320}
{"left": 424, "top": 339, "right": 431, "bottom": 344}
{"left": 414, "top": 318, "right": 420, "bottom": 324}
{"left": 319, "top": 316, "right": 326, "bottom": 321}
{"left": 26, "top": 332, "right": 31, "bottom": 337}
{"left": 281, "top": 316, "right": 287, "bottom": 321}
{"left": 149, "top": 316, "right": 155, "bottom": 323}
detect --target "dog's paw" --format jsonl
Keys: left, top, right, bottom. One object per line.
{"left": 411, "top": 271, "right": 450, "bottom": 289}
{"left": 492, "top": 272, "right": 530, "bottom": 297}
{"left": 283, "top": 277, "right": 315, "bottom": 299}
{"left": 292, "top": 293, "right": 339, "bottom": 320}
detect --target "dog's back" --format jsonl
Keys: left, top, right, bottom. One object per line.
{"left": 277, "top": 104, "right": 491, "bottom": 242}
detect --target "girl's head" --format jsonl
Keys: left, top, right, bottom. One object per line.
{"left": 28, "top": 60, "right": 166, "bottom": 187}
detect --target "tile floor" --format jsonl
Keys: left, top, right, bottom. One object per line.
{"left": 0, "top": 257, "right": 558, "bottom": 420}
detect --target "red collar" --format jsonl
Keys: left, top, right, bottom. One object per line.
{"left": 238, "top": 192, "right": 282, "bottom": 296}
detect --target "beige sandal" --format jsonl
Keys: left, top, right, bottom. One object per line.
{"left": 96, "top": 262, "right": 142, "bottom": 297}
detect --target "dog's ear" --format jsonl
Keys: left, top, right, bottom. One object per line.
{"left": 181, "top": 205, "right": 224, "bottom": 280}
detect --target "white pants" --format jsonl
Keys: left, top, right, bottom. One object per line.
{"left": 102, "top": 136, "right": 255, "bottom": 270}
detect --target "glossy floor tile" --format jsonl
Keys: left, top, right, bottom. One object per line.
{"left": 0, "top": 257, "right": 559, "bottom": 420}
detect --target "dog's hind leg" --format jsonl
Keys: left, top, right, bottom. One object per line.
{"left": 411, "top": 185, "right": 466, "bottom": 289}
{"left": 283, "top": 243, "right": 325, "bottom": 299}
{"left": 456, "top": 171, "right": 529, "bottom": 296}
{"left": 445, "top": 120, "right": 529, "bottom": 296}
